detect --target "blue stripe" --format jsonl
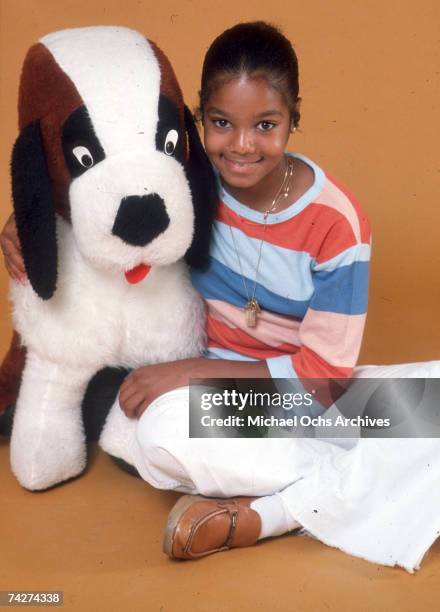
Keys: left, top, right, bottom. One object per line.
{"left": 191, "top": 257, "right": 311, "bottom": 318}
{"left": 311, "top": 261, "right": 369, "bottom": 314}
{"left": 211, "top": 221, "right": 315, "bottom": 301}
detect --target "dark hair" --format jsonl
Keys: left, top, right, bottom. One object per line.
{"left": 198, "top": 21, "right": 300, "bottom": 127}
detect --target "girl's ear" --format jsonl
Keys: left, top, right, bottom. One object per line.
{"left": 290, "top": 97, "right": 302, "bottom": 132}
{"left": 183, "top": 105, "right": 218, "bottom": 269}
{"left": 11, "top": 121, "right": 57, "bottom": 300}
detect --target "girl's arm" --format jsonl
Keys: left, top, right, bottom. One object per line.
{"left": 119, "top": 358, "right": 270, "bottom": 419}
{"left": 266, "top": 214, "right": 371, "bottom": 382}
{"left": 0, "top": 213, "right": 26, "bottom": 283}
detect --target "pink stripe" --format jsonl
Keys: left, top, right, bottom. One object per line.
{"left": 316, "top": 179, "right": 361, "bottom": 243}
{"left": 207, "top": 299, "right": 301, "bottom": 348}
{"left": 299, "top": 309, "right": 366, "bottom": 367}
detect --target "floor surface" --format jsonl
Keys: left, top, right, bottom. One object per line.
{"left": 1, "top": 440, "right": 439, "bottom": 611}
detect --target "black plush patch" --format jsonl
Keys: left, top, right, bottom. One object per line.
{"left": 62, "top": 106, "right": 105, "bottom": 178}
{"left": 82, "top": 367, "right": 129, "bottom": 441}
{"left": 11, "top": 121, "right": 57, "bottom": 300}
{"left": 112, "top": 194, "right": 170, "bottom": 246}
{"left": 183, "top": 106, "right": 218, "bottom": 269}
{"left": 155, "top": 95, "right": 184, "bottom": 163}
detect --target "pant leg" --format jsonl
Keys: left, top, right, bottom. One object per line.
{"left": 353, "top": 360, "right": 440, "bottom": 378}
{"left": 277, "top": 359, "right": 440, "bottom": 571}
{"left": 130, "top": 361, "right": 440, "bottom": 571}
{"left": 277, "top": 437, "right": 440, "bottom": 572}
{"left": 130, "top": 387, "right": 339, "bottom": 497}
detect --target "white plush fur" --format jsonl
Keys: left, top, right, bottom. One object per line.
{"left": 11, "top": 218, "right": 206, "bottom": 490}
{"left": 10, "top": 27, "right": 207, "bottom": 491}
{"left": 41, "top": 27, "right": 160, "bottom": 153}
{"left": 70, "top": 153, "right": 195, "bottom": 271}
{"left": 12, "top": 219, "right": 205, "bottom": 370}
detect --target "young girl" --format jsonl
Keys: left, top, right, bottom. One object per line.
{"left": 2, "top": 21, "right": 440, "bottom": 571}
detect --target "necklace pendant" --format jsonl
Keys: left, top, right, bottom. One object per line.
{"left": 244, "top": 299, "right": 261, "bottom": 328}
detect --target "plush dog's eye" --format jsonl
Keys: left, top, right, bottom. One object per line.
{"left": 72, "top": 146, "right": 94, "bottom": 168}
{"left": 164, "top": 130, "right": 178, "bottom": 156}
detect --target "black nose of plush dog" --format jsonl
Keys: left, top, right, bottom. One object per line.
{"left": 112, "top": 194, "right": 170, "bottom": 246}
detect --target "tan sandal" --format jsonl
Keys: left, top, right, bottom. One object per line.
{"left": 163, "top": 494, "right": 261, "bottom": 559}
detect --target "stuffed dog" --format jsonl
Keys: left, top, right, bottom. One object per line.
{"left": 1, "top": 26, "right": 216, "bottom": 491}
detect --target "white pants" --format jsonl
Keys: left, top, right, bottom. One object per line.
{"left": 127, "top": 361, "right": 440, "bottom": 571}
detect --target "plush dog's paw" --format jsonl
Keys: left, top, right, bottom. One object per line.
{"left": 10, "top": 413, "right": 87, "bottom": 491}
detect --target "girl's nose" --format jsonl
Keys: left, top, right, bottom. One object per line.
{"left": 230, "top": 129, "right": 256, "bottom": 154}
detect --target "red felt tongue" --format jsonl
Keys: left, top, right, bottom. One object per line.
{"left": 125, "top": 264, "right": 151, "bottom": 284}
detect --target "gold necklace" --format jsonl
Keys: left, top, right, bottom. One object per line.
{"left": 227, "top": 156, "right": 294, "bottom": 328}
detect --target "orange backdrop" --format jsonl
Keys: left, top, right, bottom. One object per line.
{"left": 0, "top": 0, "right": 439, "bottom": 364}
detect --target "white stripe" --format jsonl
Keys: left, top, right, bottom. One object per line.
{"left": 266, "top": 355, "right": 297, "bottom": 378}
{"left": 313, "top": 243, "right": 371, "bottom": 272}
{"left": 41, "top": 26, "right": 159, "bottom": 155}
{"left": 315, "top": 179, "right": 362, "bottom": 243}
{"left": 205, "top": 347, "right": 258, "bottom": 361}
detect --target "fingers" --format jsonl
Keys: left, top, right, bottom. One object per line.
{"left": 119, "top": 368, "right": 156, "bottom": 419}
{"left": 4, "top": 259, "right": 25, "bottom": 284}
{"left": 119, "top": 391, "right": 149, "bottom": 419}
{"left": 0, "top": 214, "right": 27, "bottom": 283}
{"left": 119, "top": 374, "right": 149, "bottom": 419}
{"left": 134, "top": 401, "right": 151, "bottom": 419}
{"left": 3, "top": 244, "right": 27, "bottom": 283}
{"left": 119, "top": 375, "right": 139, "bottom": 404}
{"left": 119, "top": 365, "right": 175, "bottom": 419}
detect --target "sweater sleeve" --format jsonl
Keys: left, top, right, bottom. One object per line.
{"left": 266, "top": 215, "right": 371, "bottom": 379}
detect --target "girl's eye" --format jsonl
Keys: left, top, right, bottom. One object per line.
{"left": 164, "top": 129, "right": 179, "bottom": 155}
{"left": 213, "top": 119, "right": 231, "bottom": 128}
{"left": 72, "top": 146, "right": 94, "bottom": 168}
{"left": 257, "top": 121, "right": 276, "bottom": 132}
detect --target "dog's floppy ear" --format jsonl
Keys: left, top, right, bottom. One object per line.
{"left": 11, "top": 121, "right": 57, "bottom": 300}
{"left": 183, "top": 106, "right": 218, "bottom": 269}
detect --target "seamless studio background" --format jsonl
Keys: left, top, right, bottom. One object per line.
{"left": 0, "top": 2, "right": 439, "bottom": 611}
{"left": 0, "top": 0, "right": 439, "bottom": 365}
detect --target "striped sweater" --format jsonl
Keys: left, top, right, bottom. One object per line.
{"left": 191, "top": 153, "right": 371, "bottom": 379}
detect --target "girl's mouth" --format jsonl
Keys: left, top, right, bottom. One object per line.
{"left": 222, "top": 155, "right": 263, "bottom": 173}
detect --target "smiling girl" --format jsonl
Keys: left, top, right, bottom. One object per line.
{"left": 2, "top": 21, "right": 440, "bottom": 571}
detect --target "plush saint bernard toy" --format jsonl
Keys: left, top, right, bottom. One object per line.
{"left": 0, "top": 26, "right": 216, "bottom": 491}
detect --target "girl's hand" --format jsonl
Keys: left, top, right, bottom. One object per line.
{"left": 0, "top": 214, "right": 27, "bottom": 283}
{"left": 119, "top": 357, "right": 270, "bottom": 419}
{"left": 119, "top": 358, "right": 201, "bottom": 419}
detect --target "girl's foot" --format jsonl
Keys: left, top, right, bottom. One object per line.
{"left": 163, "top": 494, "right": 261, "bottom": 559}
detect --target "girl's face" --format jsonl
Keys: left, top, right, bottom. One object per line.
{"left": 203, "top": 75, "right": 293, "bottom": 195}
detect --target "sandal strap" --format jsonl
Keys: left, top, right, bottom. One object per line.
{"left": 224, "top": 510, "right": 238, "bottom": 548}
{"left": 184, "top": 506, "right": 239, "bottom": 558}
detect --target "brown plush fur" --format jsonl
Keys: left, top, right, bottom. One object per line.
{"left": 0, "top": 44, "right": 83, "bottom": 412}
{"left": 0, "top": 332, "right": 26, "bottom": 413}
{"left": 19, "top": 43, "right": 82, "bottom": 222}
{"left": 150, "top": 41, "right": 188, "bottom": 160}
